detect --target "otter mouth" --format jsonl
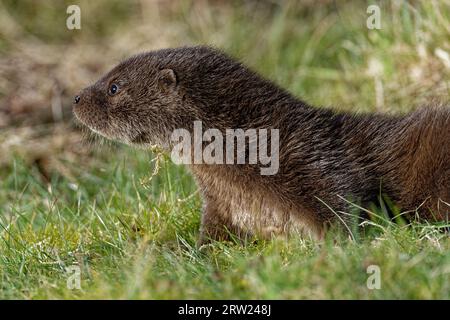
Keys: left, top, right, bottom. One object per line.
{"left": 72, "top": 108, "right": 88, "bottom": 129}
{"left": 72, "top": 108, "right": 94, "bottom": 130}
{"left": 72, "top": 107, "right": 113, "bottom": 141}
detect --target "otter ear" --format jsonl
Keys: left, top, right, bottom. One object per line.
{"left": 158, "top": 69, "right": 177, "bottom": 90}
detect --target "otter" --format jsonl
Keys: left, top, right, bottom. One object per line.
{"left": 73, "top": 46, "right": 450, "bottom": 244}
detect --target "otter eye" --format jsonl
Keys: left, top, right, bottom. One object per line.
{"left": 109, "top": 83, "right": 119, "bottom": 95}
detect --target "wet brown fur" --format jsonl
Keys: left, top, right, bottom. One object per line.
{"left": 73, "top": 46, "right": 450, "bottom": 244}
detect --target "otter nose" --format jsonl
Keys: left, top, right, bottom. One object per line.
{"left": 74, "top": 95, "right": 81, "bottom": 104}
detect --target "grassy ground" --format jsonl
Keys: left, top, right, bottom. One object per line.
{"left": 0, "top": 1, "right": 449, "bottom": 299}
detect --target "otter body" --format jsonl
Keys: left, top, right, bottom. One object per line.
{"left": 73, "top": 46, "right": 450, "bottom": 243}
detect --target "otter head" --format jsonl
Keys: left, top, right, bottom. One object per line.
{"left": 73, "top": 50, "right": 198, "bottom": 149}
{"left": 73, "top": 46, "right": 262, "bottom": 150}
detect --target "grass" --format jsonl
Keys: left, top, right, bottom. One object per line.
{"left": 0, "top": 1, "right": 449, "bottom": 299}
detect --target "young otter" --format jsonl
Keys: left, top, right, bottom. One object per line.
{"left": 73, "top": 46, "right": 450, "bottom": 244}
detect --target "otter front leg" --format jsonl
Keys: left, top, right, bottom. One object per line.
{"left": 197, "top": 201, "right": 243, "bottom": 246}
